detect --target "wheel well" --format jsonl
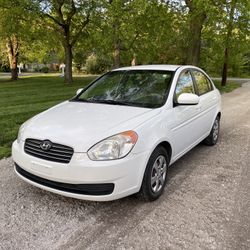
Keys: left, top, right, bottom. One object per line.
{"left": 157, "top": 141, "right": 172, "bottom": 161}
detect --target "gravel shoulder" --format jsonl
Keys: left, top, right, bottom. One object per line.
{"left": 0, "top": 83, "right": 250, "bottom": 250}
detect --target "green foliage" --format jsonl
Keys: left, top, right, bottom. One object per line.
{"left": 0, "top": 65, "right": 9, "bottom": 72}
{"left": 0, "top": 55, "right": 9, "bottom": 72}
{"left": 40, "top": 66, "right": 49, "bottom": 73}
{"left": 0, "top": 0, "right": 249, "bottom": 80}
{"left": 200, "top": 0, "right": 250, "bottom": 76}
{"left": 85, "top": 54, "right": 112, "bottom": 74}
{"left": 73, "top": 46, "right": 88, "bottom": 73}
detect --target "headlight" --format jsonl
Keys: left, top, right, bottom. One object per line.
{"left": 17, "top": 123, "right": 26, "bottom": 143}
{"left": 87, "top": 131, "right": 138, "bottom": 161}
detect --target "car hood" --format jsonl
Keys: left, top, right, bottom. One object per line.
{"left": 22, "top": 101, "right": 160, "bottom": 152}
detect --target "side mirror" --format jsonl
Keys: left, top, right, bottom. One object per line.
{"left": 76, "top": 88, "right": 83, "bottom": 95}
{"left": 177, "top": 93, "right": 199, "bottom": 105}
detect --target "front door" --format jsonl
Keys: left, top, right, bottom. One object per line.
{"left": 168, "top": 70, "right": 203, "bottom": 161}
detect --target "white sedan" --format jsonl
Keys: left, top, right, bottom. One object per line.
{"left": 12, "top": 65, "right": 221, "bottom": 201}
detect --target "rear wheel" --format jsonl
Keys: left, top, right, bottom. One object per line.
{"left": 204, "top": 116, "right": 220, "bottom": 146}
{"left": 139, "top": 146, "right": 169, "bottom": 201}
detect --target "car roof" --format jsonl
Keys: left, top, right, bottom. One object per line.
{"left": 112, "top": 65, "right": 186, "bottom": 72}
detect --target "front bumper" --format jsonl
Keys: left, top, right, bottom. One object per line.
{"left": 12, "top": 140, "right": 149, "bottom": 201}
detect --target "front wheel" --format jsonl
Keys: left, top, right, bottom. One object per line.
{"left": 138, "top": 146, "right": 169, "bottom": 201}
{"left": 204, "top": 116, "right": 220, "bottom": 146}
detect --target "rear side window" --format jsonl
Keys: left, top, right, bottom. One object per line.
{"left": 175, "top": 71, "right": 195, "bottom": 98}
{"left": 193, "top": 71, "right": 213, "bottom": 95}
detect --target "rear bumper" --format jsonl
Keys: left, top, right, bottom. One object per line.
{"left": 12, "top": 140, "right": 149, "bottom": 201}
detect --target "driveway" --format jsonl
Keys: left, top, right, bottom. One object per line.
{"left": 211, "top": 77, "right": 250, "bottom": 83}
{"left": 0, "top": 82, "right": 250, "bottom": 250}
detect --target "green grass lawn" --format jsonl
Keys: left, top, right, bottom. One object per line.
{"left": 0, "top": 74, "right": 97, "bottom": 159}
{"left": 0, "top": 74, "right": 241, "bottom": 159}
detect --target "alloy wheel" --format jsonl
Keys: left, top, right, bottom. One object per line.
{"left": 151, "top": 155, "right": 167, "bottom": 193}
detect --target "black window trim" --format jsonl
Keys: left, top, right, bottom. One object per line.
{"left": 173, "top": 68, "right": 196, "bottom": 106}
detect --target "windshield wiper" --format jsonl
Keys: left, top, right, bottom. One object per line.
{"left": 72, "top": 98, "right": 91, "bottom": 103}
{"left": 88, "top": 99, "right": 132, "bottom": 106}
{"left": 73, "top": 98, "right": 137, "bottom": 106}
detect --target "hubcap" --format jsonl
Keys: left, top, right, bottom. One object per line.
{"left": 213, "top": 119, "right": 219, "bottom": 141}
{"left": 151, "top": 155, "right": 167, "bottom": 193}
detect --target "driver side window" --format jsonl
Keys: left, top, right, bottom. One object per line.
{"left": 175, "top": 71, "right": 195, "bottom": 98}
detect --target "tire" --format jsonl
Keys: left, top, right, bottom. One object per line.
{"left": 139, "top": 146, "right": 169, "bottom": 201}
{"left": 204, "top": 115, "right": 220, "bottom": 146}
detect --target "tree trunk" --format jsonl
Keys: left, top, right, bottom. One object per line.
{"left": 44, "top": 0, "right": 91, "bottom": 84}
{"left": 185, "top": 12, "right": 206, "bottom": 66}
{"left": 113, "top": 39, "right": 121, "bottom": 68}
{"left": 62, "top": 24, "right": 73, "bottom": 84}
{"left": 221, "top": 0, "right": 237, "bottom": 86}
{"left": 64, "top": 44, "right": 73, "bottom": 84}
{"left": 6, "top": 36, "right": 19, "bottom": 81}
{"left": 221, "top": 48, "right": 228, "bottom": 86}
{"left": 184, "top": 0, "right": 206, "bottom": 66}
{"left": 10, "top": 59, "right": 18, "bottom": 81}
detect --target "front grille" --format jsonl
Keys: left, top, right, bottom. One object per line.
{"left": 24, "top": 138, "right": 74, "bottom": 164}
{"left": 15, "top": 164, "right": 115, "bottom": 196}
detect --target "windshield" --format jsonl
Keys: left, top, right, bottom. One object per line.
{"left": 75, "top": 70, "right": 174, "bottom": 108}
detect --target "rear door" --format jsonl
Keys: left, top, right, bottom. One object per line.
{"left": 191, "top": 70, "right": 218, "bottom": 134}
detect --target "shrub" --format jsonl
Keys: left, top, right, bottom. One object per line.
{"left": 0, "top": 65, "right": 10, "bottom": 72}
{"left": 33, "top": 67, "right": 40, "bottom": 72}
{"left": 85, "top": 54, "right": 111, "bottom": 74}
{"left": 40, "top": 66, "right": 49, "bottom": 73}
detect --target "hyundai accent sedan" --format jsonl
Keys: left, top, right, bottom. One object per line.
{"left": 12, "top": 65, "right": 221, "bottom": 201}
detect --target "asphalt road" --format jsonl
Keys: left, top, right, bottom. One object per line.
{"left": 0, "top": 82, "right": 250, "bottom": 250}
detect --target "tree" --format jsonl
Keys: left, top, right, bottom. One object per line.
{"left": 184, "top": 0, "right": 207, "bottom": 66}
{"left": 0, "top": 0, "right": 249, "bottom": 80}
{"left": 0, "top": 0, "right": 39, "bottom": 80}
{"left": 100, "top": 0, "right": 145, "bottom": 68}
{"left": 0, "top": 2, "right": 23, "bottom": 80}
{"left": 5, "top": 35, "right": 19, "bottom": 80}
{"left": 32, "top": 0, "right": 95, "bottom": 83}
{"left": 134, "top": 1, "right": 184, "bottom": 65}
{"left": 198, "top": 0, "right": 249, "bottom": 78}
{"left": 220, "top": 0, "right": 250, "bottom": 85}
{"left": 221, "top": 0, "right": 237, "bottom": 86}
{"left": 90, "top": 0, "right": 177, "bottom": 68}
